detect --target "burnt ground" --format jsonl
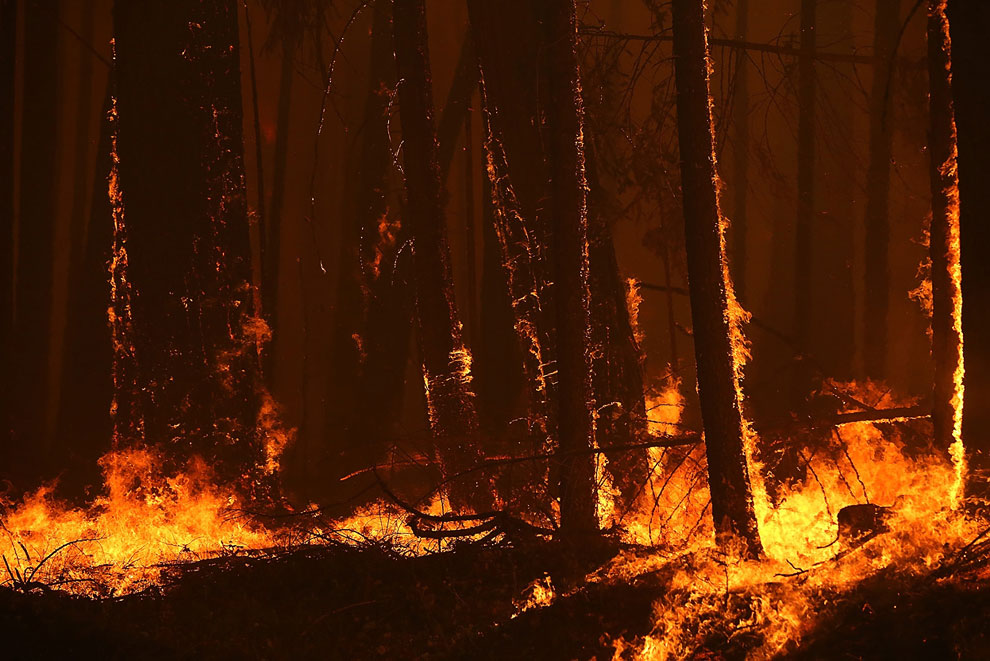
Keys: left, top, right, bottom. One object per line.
{"left": 2, "top": 534, "right": 990, "bottom": 660}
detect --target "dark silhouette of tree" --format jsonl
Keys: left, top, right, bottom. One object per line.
{"left": 864, "top": 0, "right": 901, "bottom": 379}
{"left": 730, "top": 0, "right": 750, "bottom": 302}
{"left": 538, "top": 0, "right": 598, "bottom": 538}
{"left": 111, "top": 0, "right": 273, "bottom": 499}
{"left": 671, "top": 0, "right": 762, "bottom": 556}
{"left": 12, "top": 0, "right": 60, "bottom": 481}
{"left": 794, "top": 0, "right": 816, "bottom": 379}
{"left": 392, "top": 0, "right": 488, "bottom": 510}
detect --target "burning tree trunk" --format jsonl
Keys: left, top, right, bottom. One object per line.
{"left": 392, "top": 0, "right": 487, "bottom": 509}
{"left": 864, "top": 0, "right": 901, "bottom": 379}
{"left": 538, "top": 0, "right": 598, "bottom": 538}
{"left": 946, "top": 0, "right": 990, "bottom": 499}
{"left": 0, "top": 0, "right": 14, "bottom": 473}
{"left": 12, "top": 0, "right": 60, "bottom": 480}
{"left": 926, "top": 0, "right": 964, "bottom": 498}
{"left": 111, "top": 0, "right": 274, "bottom": 499}
{"left": 671, "top": 0, "right": 762, "bottom": 556}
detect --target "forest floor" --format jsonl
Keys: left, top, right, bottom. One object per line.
{"left": 2, "top": 528, "right": 990, "bottom": 660}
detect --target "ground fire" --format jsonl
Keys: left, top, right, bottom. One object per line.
{"left": 2, "top": 0, "right": 990, "bottom": 658}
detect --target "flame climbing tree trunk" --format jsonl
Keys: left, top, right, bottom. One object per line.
{"left": 111, "top": 0, "right": 272, "bottom": 499}
{"left": 730, "top": 0, "right": 750, "bottom": 303}
{"left": 926, "top": 0, "right": 963, "bottom": 475}
{"left": 538, "top": 0, "right": 598, "bottom": 538}
{"left": 864, "top": 0, "right": 901, "bottom": 379}
{"left": 946, "top": 0, "right": 990, "bottom": 499}
{"left": 392, "top": 0, "right": 487, "bottom": 510}
{"left": 671, "top": 0, "right": 762, "bottom": 556}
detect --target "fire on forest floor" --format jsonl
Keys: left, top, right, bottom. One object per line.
{"left": 1, "top": 379, "right": 987, "bottom": 658}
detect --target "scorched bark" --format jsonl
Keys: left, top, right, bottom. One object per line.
{"left": 671, "top": 0, "right": 762, "bottom": 556}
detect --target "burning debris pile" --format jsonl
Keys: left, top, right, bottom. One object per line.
{"left": 3, "top": 0, "right": 990, "bottom": 658}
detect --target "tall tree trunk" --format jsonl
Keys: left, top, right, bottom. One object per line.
{"left": 730, "top": 0, "right": 749, "bottom": 302}
{"left": 864, "top": 0, "right": 901, "bottom": 379}
{"left": 794, "top": 0, "right": 816, "bottom": 372}
{"left": 671, "top": 0, "right": 762, "bottom": 556}
{"left": 324, "top": 0, "right": 410, "bottom": 500}
{"left": 927, "top": 0, "right": 964, "bottom": 501}
{"left": 437, "top": 34, "right": 477, "bottom": 182}
{"left": 469, "top": 0, "right": 556, "bottom": 515}
{"left": 111, "top": 0, "right": 273, "bottom": 500}
{"left": 537, "top": 0, "right": 598, "bottom": 538}
{"left": 0, "top": 0, "right": 15, "bottom": 478}
{"left": 12, "top": 0, "right": 60, "bottom": 481}
{"left": 262, "top": 36, "right": 297, "bottom": 383}
{"left": 56, "top": 87, "right": 114, "bottom": 496}
{"left": 946, "top": 0, "right": 990, "bottom": 500}
{"left": 392, "top": 0, "right": 487, "bottom": 509}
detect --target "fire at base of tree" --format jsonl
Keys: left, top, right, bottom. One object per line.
{"left": 2, "top": 0, "right": 990, "bottom": 658}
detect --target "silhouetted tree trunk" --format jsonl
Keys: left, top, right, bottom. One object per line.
{"left": 864, "top": 0, "right": 901, "bottom": 379}
{"left": 946, "top": 0, "right": 990, "bottom": 499}
{"left": 927, "top": 0, "right": 963, "bottom": 467}
{"left": 56, "top": 87, "right": 114, "bottom": 495}
{"left": 672, "top": 0, "right": 762, "bottom": 557}
{"left": 393, "top": 0, "right": 487, "bottom": 509}
{"left": 730, "top": 0, "right": 749, "bottom": 302}
{"left": 794, "top": 0, "right": 816, "bottom": 369}
{"left": 261, "top": 33, "right": 296, "bottom": 384}
{"left": 111, "top": 0, "right": 272, "bottom": 499}
{"left": 538, "top": 0, "right": 598, "bottom": 538}
{"left": 12, "top": 0, "right": 60, "bottom": 480}
{"left": 0, "top": 0, "right": 15, "bottom": 477}
{"left": 437, "top": 34, "right": 477, "bottom": 181}
{"left": 325, "top": 0, "right": 411, "bottom": 499}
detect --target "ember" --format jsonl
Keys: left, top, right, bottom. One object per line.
{"left": 2, "top": 0, "right": 990, "bottom": 658}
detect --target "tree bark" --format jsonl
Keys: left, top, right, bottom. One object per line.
{"left": 864, "top": 0, "right": 901, "bottom": 379}
{"left": 537, "top": 0, "right": 598, "bottom": 538}
{"left": 12, "top": 0, "right": 60, "bottom": 479}
{"left": 946, "top": 0, "right": 990, "bottom": 499}
{"left": 926, "top": 0, "right": 963, "bottom": 482}
{"left": 392, "top": 0, "right": 487, "bottom": 509}
{"left": 111, "top": 0, "right": 272, "bottom": 499}
{"left": 671, "top": 0, "right": 762, "bottom": 556}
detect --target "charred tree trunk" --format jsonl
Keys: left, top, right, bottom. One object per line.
{"left": 0, "top": 0, "right": 15, "bottom": 476}
{"left": 946, "top": 0, "right": 990, "bottom": 499}
{"left": 437, "top": 34, "right": 477, "bottom": 182}
{"left": 730, "top": 0, "right": 749, "bottom": 302}
{"left": 864, "top": 0, "right": 901, "bottom": 379}
{"left": 261, "top": 35, "right": 297, "bottom": 383}
{"left": 12, "top": 0, "right": 60, "bottom": 480}
{"left": 927, "top": 0, "right": 963, "bottom": 477}
{"left": 794, "top": 0, "right": 816, "bottom": 378}
{"left": 671, "top": 0, "right": 762, "bottom": 556}
{"left": 111, "top": 0, "right": 273, "bottom": 499}
{"left": 56, "top": 87, "right": 114, "bottom": 495}
{"left": 538, "top": 0, "right": 598, "bottom": 538}
{"left": 325, "top": 0, "right": 410, "bottom": 499}
{"left": 392, "top": 0, "right": 487, "bottom": 509}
